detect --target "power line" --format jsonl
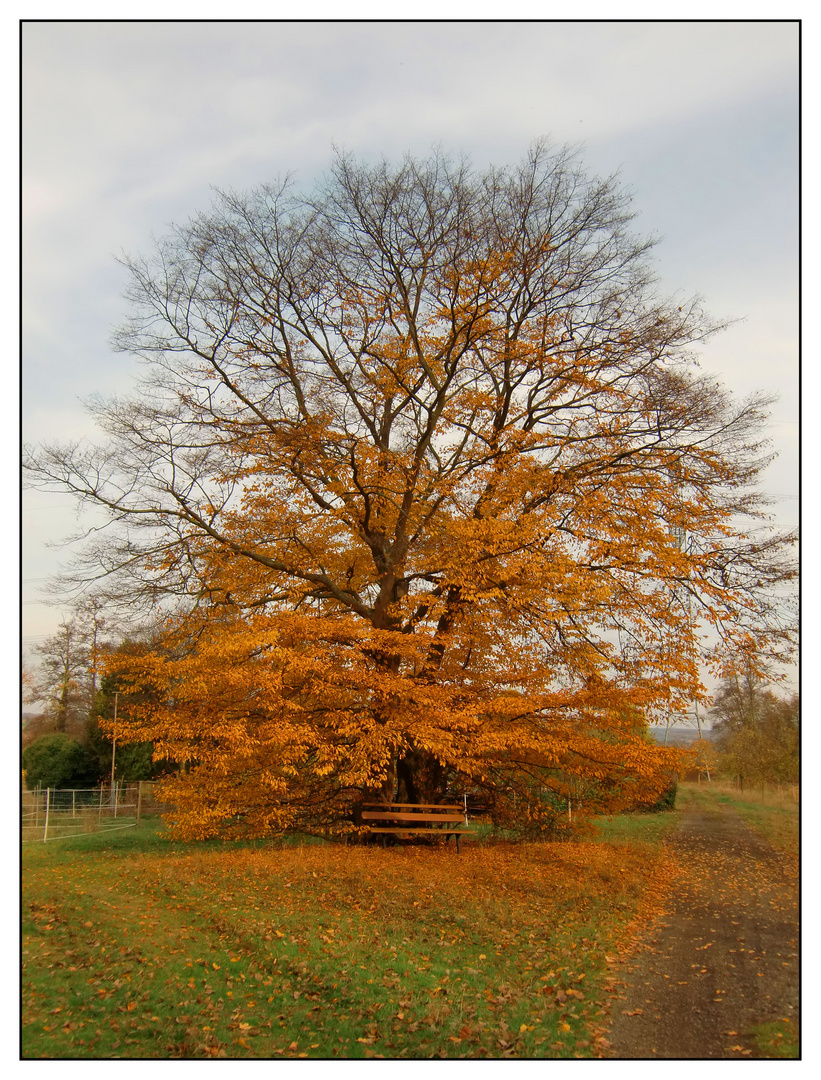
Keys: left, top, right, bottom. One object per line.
{"left": 23, "top": 503, "right": 78, "bottom": 512}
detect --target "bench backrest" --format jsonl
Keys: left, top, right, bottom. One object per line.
{"left": 360, "top": 803, "right": 465, "bottom": 824}
{"left": 360, "top": 803, "right": 462, "bottom": 810}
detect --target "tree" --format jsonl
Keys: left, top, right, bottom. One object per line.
{"left": 87, "top": 639, "right": 171, "bottom": 783}
{"left": 22, "top": 733, "right": 101, "bottom": 790}
{"left": 73, "top": 594, "right": 109, "bottom": 702}
{"left": 22, "top": 659, "right": 37, "bottom": 704}
{"left": 710, "top": 657, "right": 799, "bottom": 787}
{"left": 21, "top": 660, "right": 50, "bottom": 751}
{"left": 27, "top": 597, "right": 112, "bottom": 740}
{"left": 31, "top": 619, "right": 89, "bottom": 735}
{"left": 25, "top": 145, "right": 796, "bottom": 838}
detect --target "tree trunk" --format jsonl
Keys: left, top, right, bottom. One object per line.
{"left": 56, "top": 683, "right": 69, "bottom": 734}
{"left": 396, "top": 749, "right": 447, "bottom": 804}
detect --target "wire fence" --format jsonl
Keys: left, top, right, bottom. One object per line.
{"left": 21, "top": 782, "right": 172, "bottom": 843}
{"left": 707, "top": 778, "right": 799, "bottom": 806}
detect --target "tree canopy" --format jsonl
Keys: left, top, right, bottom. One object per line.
{"left": 25, "top": 144, "right": 796, "bottom": 837}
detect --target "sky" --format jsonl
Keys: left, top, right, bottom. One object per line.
{"left": 21, "top": 19, "right": 799, "bottom": 683}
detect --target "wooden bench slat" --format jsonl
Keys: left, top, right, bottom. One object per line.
{"left": 361, "top": 811, "right": 465, "bottom": 823}
{"left": 366, "top": 826, "right": 473, "bottom": 834}
{"left": 360, "top": 802, "right": 463, "bottom": 810}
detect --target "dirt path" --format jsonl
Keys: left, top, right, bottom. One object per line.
{"left": 602, "top": 797, "right": 799, "bottom": 1059}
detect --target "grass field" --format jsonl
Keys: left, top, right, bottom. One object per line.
{"left": 22, "top": 807, "right": 683, "bottom": 1060}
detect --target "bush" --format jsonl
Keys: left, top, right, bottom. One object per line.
{"left": 639, "top": 775, "right": 678, "bottom": 813}
{"left": 22, "top": 733, "right": 101, "bottom": 790}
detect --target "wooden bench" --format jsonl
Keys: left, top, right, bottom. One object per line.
{"left": 360, "top": 803, "right": 473, "bottom": 853}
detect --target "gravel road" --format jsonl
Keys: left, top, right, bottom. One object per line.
{"left": 602, "top": 797, "right": 799, "bottom": 1059}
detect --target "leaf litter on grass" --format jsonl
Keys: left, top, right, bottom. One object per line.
{"left": 23, "top": 831, "right": 679, "bottom": 1059}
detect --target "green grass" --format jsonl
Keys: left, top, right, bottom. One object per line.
{"left": 22, "top": 816, "right": 677, "bottom": 1059}
{"left": 592, "top": 807, "right": 680, "bottom": 848}
{"left": 750, "top": 1018, "right": 799, "bottom": 1059}
{"left": 23, "top": 816, "right": 334, "bottom": 858}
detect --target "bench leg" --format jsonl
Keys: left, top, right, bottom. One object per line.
{"left": 456, "top": 833, "right": 461, "bottom": 854}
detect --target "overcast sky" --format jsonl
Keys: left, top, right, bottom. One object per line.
{"left": 22, "top": 20, "right": 799, "bottom": 665}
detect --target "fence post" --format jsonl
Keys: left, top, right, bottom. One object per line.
{"left": 43, "top": 788, "right": 51, "bottom": 843}
{"left": 99, "top": 785, "right": 104, "bottom": 824}
{"left": 137, "top": 782, "right": 143, "bottom": 824}
{"left": 72, "top": 790, "right": 76, "bottom": 818}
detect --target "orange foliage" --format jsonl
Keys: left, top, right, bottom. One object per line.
{"left": 105, "top": 606, "right": 683, "bottom": 837}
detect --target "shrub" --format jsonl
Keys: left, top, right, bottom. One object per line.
{"left": 638, "top": 774, "right": 678, "bottom": 813}
{"left": 22, "top": 733, "right": 101, "bottom": 790}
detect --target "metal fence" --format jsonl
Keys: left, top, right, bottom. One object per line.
{"left": 21, "top": 782, "right": 171, "bottom": 843}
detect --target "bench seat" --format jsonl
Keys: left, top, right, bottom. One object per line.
{"left": 360, "top": 802, "right": 473, "bottom": 852}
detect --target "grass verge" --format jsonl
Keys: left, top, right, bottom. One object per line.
{"left": 750, "top": 1018, "right": 799, "bottom": 1059}
{"left": 22, "top": 812, "right": 679, "bottom": 1060}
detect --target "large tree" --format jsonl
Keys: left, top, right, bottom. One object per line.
{"left": 25, "top": 145, "right": 795, "bottom": 837}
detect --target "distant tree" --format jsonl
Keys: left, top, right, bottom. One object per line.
{"left": 22, "top": 659, "right": 37, "bottom": 704}
{"left": 22, "top": 733, "right": 101, "bottom": 790}
{"left": 710, "top": 657, "right": 798, "bottom": 786}
{"left": 73, "top": 595, "right": 109, "bottom": 702}
{"left": 21, "top": 661, "right": 49, "bottom": 750}
{"left": 678, "top": 736, "right": 718, "bottom": 781}
{"left": 28, "top": 597, "right": 114, "bottom": 739}
{"left": 32, "top": 620, "right": 89, "bottom": 735}
{"left": 26, "top": 145, "right": 796, "bottom": 839}
{"left": 692, "top": 737, "right": 719, "bottom": 780}
{"left": 22, "top": 713, "right": 54, "bottom": 752}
